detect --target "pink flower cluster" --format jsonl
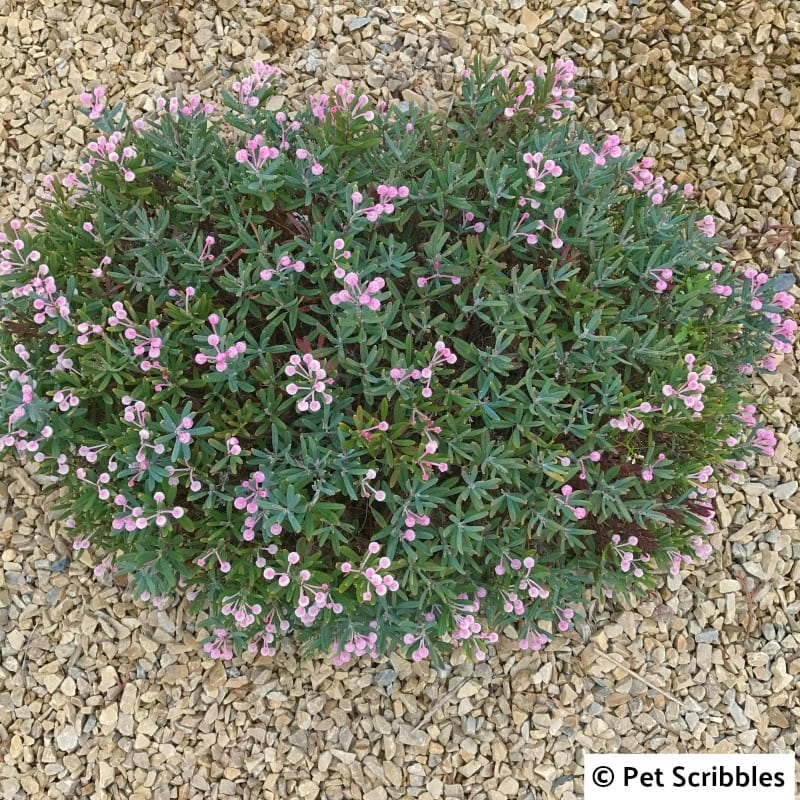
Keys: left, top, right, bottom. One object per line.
{"left": 765, "top": 304, "right": 797, "bottom": 357}
{"left": 74, "top": 466, "right": 113, "bottom": 501}
{"left": 221, "top": 593, "right": 263, "bottom": 628}
{"left": 416, "top": 259, "right": 461, "bottom": 288}
{"left": 173, "top": 415, "right": 197, "bottom": 446}
{"left": 686, "top": 465, "right": 716, "bottom": 503}
{"left": 77, "top": 442, "right": 109, "bottom": 464}
{"left": 402, "top": 630, "right": 430, "bottom": 662}
{"left": 61, "top": 165, "right": 93, "bottom": 198}
{"left": 401, "top": 508, "right": 430, "bottom": 542}
{"left": 649, "top": 267, "right": 673, "bottom": 293}
{"left": 461, "top": 211, "right": 485, "bottom": 234}
{"left": 390, "top": 340, "right": 457, "bottom": 398}
{"left": 260, "top": 252, "right": 305, "bottom": 281}
{"left": 666, "top": 549, "right": 693, "bottom": 576}
{"left": 294, "top": 147, "right": 325, "bottom": 177}
{"left": 520, "top": 151, "right": 563, "bottom": 208}
{"left": 752, "top": 427, "right": 778, "bottom": 457}
{"left": 578, "top": 134, "right": 622, "bottom": 166}
{"left": 121, "top": 318, "right": 163, "bottom": 372}
{"left": 609, "top": 401, "right": 657, "bottom": 431}
{"left": 412, "top": 407, "right": 442, "bottom": 458}
{"left": 497, "top": 555, "right": 550, "bottom": 617}
{"left": 87, "top": 131, "right": 137, "bottom": 182}
{"left": 168, "top": 284, "right": 196, "bottom": 312}
{"left": 0, "top": 372, "right": 27, "bottom": 439}
{"left": 294, "top": 574, "right": 342, "bottom": 626}
{"left": 697, "top": 215, "right": 716, "bottom": 237}
{"left": 611, "top": 533, "right": 650, "bottom": 577}
{"left": 262, "top": 545, "right": 300, "bottom": 587}
{"left": 11, "top": 264, "right": 70, "bottom": 328}
{"left": 111, "top": 492, "right": 184, "bottom": 532}
{"left": 641, "top": 452, "right": 666, "bottom": 482}
{"left": 542, "top": 58, "right": 578, "bottom": 119}
{"left": 359, "top": 419, "right": 389, "bottom": 442}
{"left": 690, "top": 535, "right": 713, "bottom": 560}
{"left": 448, "top": 589, "right": 499, "bottom": 662}
{"left": 203, "top": 628, "right": 234, "bottom": 661}
{"left": 573, "top": 450, "right": 602, "bottom": 479}
{"left": 494, "top": 551, "right": 522, "bottom": 576}
{"left": 361, "top": 468, "right": 386, "bottom": 502}
{"left": 662, "top": 354, "right": 713, "bottom": 415}
{"left": 226, "top": 436, "right": 242, "bottom": 456}
{"left": 500, "top": 58, "right": 577, "bottom": 120}
{"left": 119, "top": 396, "right": 165, "bottom": 481}
{"left": 194, "top": 313, "right": 247, "bottom": 372}
{"left": 308, "top": 90, "right": 333, "bottom": 123}
{"left": 510, "top": 206, "right": 567, "bottom": 249}
{"left": 734, "top": 404, "right": 757, "bottom": 428}
{"left": 330, "top": 628, "right": 379, "bottom": 666}
{"left": 627, "top": 157, "right": 694, "bottom": 205}
{"left": 284, "top": 352, "right": 333, "bottom": 412}
{"left": 78, "top": 85, "right": 105, "bottom": 120}
{"left": 93, "top": 554, "right": 118, "bottom": 579}
{"left": 198, "top": 236, "right": 215, "bottom": 262}
{"left": 519, "top": 629, "right": 549, "bottom": 651}
{"left": 740, "top": 267, "right": 771, "bottom": 309}
{"left": 556, "top": 484, "right": 587, "bottom": 520}
{"left": 154, "top": 93, "right": 214, "bottom": 118}
{"left": 733, "top": 279, "right": 795, "bottom": 374}
{"left": 350, "top": 184, "right": 408, "bottom": 222}
{"left": 52, "top": 388, "right": 80, "bottom": 412}
{"left": 389, "top": 345, "right": 455, "bottom": 480}
{"left": 235, "top": 134, "right": 281, "bottom": 171}
{"left": 234, "top": 471, "right": 271, "bottom": 538}
{"left": 309, "top": 80, "right": 375, "bottom": 124}
{"left": 329, "top": 237, "right": 352, "bottom": 277}
{"left": 333, "top": 81, "right": 375, "bottom": 121}
{"left": 554, "top": 606, "right": 575, "bottom": 632}
{"left": 75, "top": 320, "right": 104, "bottom": 346}
{"left": 275, "top": 111, "right": 301, "bottom": 149}
{"left": 326, "top": 231, "right": 385, "bottom": 316}
{"left": 535, "top": 207, "right": 567, "bottom": 249}
{"left": 231, "top": 61, "right": 281, "bottom": 108}
{"left": 340, "top": 542, "right": 399, "bottom": 601}
{"left": 165, "top": 459, "right": 202, "bottom": 492}
{"left": 0, "top": 222, "right": 41, "bottom": 276}
{"left": 330, "top": 272, "right": 385, "bottom": 311}
{"left": 510, "top": 211, "right": 540, "bottom": 246}
{"left": 247, "top": 612, "right": 291, "bottom": 658}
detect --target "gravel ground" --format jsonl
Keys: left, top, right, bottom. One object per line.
{"left": 1, "top": 1, "right": 799, "bottom": 798}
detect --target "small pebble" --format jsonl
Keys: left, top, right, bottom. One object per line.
{"left": 347, "top": 16, "right": 371, "bottom": 31}
{"left": 55, "top": 726, "right": 79, "bottom": 753}
{"left": 772, "top": 481, "right": 798, "bottom": 500}
{"left": 694, "top": 629, "right": 719, "bottom": 644}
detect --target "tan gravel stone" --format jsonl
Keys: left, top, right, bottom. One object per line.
{"left": 99, "top": 703, "right": 119, "bottom": 729}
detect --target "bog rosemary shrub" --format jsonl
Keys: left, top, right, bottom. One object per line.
{"left": 0, "top": 60, "right": 795, "bottom": 665}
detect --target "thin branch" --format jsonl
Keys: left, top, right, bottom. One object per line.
{"left": 411, "top": 676, "right": 471, "bottom": 732}
{"left": 591, "top": 648, "right": 689, "bottom": 709}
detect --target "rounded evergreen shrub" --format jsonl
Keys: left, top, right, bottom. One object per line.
{"left": 0, "top": 59, "right": 795, "bottom": 665}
